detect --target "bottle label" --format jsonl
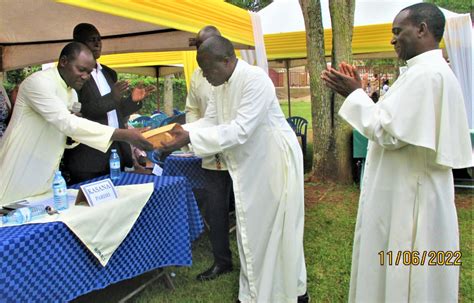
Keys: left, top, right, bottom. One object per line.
{"left": 18, "top": 207, "right": 32, "bottom": 222}
{"left": 53, "top": 187, "right": 67, "bottom": 196}
{"left": 110, "top": 161, "right": 120, "bottom": 169}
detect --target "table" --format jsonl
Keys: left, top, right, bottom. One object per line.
{"left": 162, "top": 155, "right": 206, "bottom": 190}
{"left": 0, "top": 173, "right": 203, "bottom": 303}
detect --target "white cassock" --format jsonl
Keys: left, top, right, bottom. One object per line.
{"left": 339, "top": 49, "right": 472, "bottom": 303}
{"left": 184, "top": 60, "right": 307, "bottom": 302}
{"left": 185, "top": 67, "right": 226, "bottom": 170}
{"left": 0, "top": 67, "right": 114, "bottom": 205}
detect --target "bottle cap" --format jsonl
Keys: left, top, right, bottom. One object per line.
{"left": 111, "top": 149, "right": 117, "bottom": 152}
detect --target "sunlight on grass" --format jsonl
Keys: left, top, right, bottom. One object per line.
{"left": 135, "top": 185, "right": 472, "bottom": 303}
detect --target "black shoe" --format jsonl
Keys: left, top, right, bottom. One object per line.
{"left": 196, "top": 263, "right": 233, "bottom": 281}
{"left": 298, "top": 291, "right": 310, "bottom": 303}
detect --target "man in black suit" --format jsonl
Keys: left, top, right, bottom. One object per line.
{"left": 63, "top": 23, "right": 154, "bottom": 184}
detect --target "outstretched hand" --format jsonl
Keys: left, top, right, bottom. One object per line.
{"left": 112, "top": 81, "right": 129, "bottom": 101}
{"left": 112, "top": 128, "right": 154, "bottom": 151}
{"left": 132, "top": 83, "right": 156, "bottom": 102}
{"left": 321, "top": 62, "right": 362, "bottom": 97}
{"left": 159, "top": 124, "right": 190, "bottom": 153}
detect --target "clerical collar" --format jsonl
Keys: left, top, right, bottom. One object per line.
{"left": 225, "top": 59, "right": 241, "bottom": 85}
{"left": 407, "top": 49, "right": 443, "bottom": 68}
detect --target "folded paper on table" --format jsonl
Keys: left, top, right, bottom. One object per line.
{"left": 2, "top": 183, "right": 154, "bottom": 266}
{"left": 143, "top": 123, "right": 176, "bottom": 149}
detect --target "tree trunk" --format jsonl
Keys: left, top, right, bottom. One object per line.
{"left": 300, "top": 0, "right": 355, "bottom": 183}
{"left": 330, "top": 0, "right": 355, "bottom": 183}
{"left": 163, "top": 74, "right": 174, "bottom": 117}
{"left": 299, "top": 0, "right": 334, "bottom": 182}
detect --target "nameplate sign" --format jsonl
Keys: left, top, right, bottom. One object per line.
{"left": 75, "top": 179, "right": 118, "bottom": 207}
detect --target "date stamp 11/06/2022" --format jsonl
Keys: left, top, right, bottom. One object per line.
{"left": 378, "top": 251, "right": 462, "bottom": 266}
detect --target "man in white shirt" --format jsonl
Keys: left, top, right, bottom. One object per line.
{"left": 322, "top": 3, "right": 472, "bottom": 302}
{"left": 0, "top": 42, "right": 152, "bottom": 205}
{"left": 162, "top": 36, "right": 308, "bottom": 303}
{"left": 185, "top": 26, "right": 234, "bottom": 281}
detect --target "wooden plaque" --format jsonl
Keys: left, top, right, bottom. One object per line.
{"left": 142, "top": 123, "right": 176, "bottom": 149}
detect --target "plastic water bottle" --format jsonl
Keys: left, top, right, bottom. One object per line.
{"left": 109, "top": 149, "right": 121, "bottom": 182}
{"left": 52, "top": 170, "right": 69, "bottom": 210}
{"left": 2, "top": 206, "right": 47, "bottom": 225}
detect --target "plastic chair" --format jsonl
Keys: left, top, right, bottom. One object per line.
{"left": 287, "top": 116, "right": 308, "bottom": 156}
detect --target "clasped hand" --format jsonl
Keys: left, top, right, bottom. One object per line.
{"left": 321, "top": 62, "right": 362, "bottom": 97}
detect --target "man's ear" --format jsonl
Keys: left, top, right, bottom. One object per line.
{"left": 58, "top": 55, "right": 69, "bottom": 68}
{"left": 223, "top": 56, "right": 231, "bottom": 66}
{"left": 418, "top": 22, "right": 429, "bottom": 38}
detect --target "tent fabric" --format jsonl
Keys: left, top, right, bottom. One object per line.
{"left": 99, "top": 52, "right": 184, "bottom": 68}
{"left": 182, "top": 51, "right": 198, "bottom": 91}
{"left": 259, "top": 0, "right": 422, "bottom": 33}
{"left": 443, "top": 14, "right": 473, "bottom": 128}
{"left": 259, "top": 0, "right": 449, "bottom": 59}
{"left": 58, "top": 0, "right": 254, "bottom": 47}
{"left": 0, "top": 0, "right": 254, "bottom": 71}
{"left": 240, "top": 12, "right": 269, "bottom": 73}
{"left": 264, "top": 23, "right": 398, "bottom": 60}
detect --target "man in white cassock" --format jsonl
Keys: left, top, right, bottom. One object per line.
{"left": 0, "top": 42, "right": 152, "bottom": 205}
{"left": 322, "top": 3, "right": 472, "bottom": 303}
{"left": 162, "top": 36, "right": 308, "bottom": 303}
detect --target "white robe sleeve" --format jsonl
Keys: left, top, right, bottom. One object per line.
{"left": 340, "top": 63, "right": 472, "bottom": 168}
{"left": 339, "top": 89, "right": 408, "bottom": 150}
{"left": 23, "top": 74, "right": 114, "bottom": 153}
{"left": 189, "top": 73, "right": 272, "bottom": 157}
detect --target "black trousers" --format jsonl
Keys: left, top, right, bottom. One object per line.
{"left": 197, "top": 169, "right": 233, "bottom": 266}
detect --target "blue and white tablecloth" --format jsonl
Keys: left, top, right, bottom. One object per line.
{"left": 162, "top": 155, "right": 206, "bottom": 190}
{"left": 0, "top": 173, "right": 203, "bottom": 303}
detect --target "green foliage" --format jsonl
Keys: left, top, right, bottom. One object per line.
{"left": 118, "top": 74, "right": 188, "bottom": 115}
{"left": 225, "top": 0, "right": 272, "bottom": 11}
{"left": 3, "top": 65, "right": 41, "bottom": 94}
{"left": 424, "top": 0, "right": 472, "bottom": 14}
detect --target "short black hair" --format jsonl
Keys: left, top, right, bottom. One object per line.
{"left": 59, "top": 42, "right": 92, "bottom": 61}
{"left": 198, "top": 36, "right": 236, "bottom": 61}
{"left": 73, "top": 23, "right": 99, "bottom": 42}
{"left": 402, "top": 3, "right": 445, "bottom": 42}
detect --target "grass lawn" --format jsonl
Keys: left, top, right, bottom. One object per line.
{"left": 129, "top": 183, "right": 472, "bottom": 303}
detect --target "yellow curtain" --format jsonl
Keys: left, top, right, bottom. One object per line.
{"left": 57, "top": 0, "right": 254, "bottom": 46}
{"left": 100, "top": 51, "right": 183, "bottom": 68}
{"left": 182, "top": 51, "right": 198, "bottom": 91}
{"left": 263, "top": 24, "right": 396, "bottom": 59}
{"left": 264, "top": 23, "right": 445, "bottom": 59}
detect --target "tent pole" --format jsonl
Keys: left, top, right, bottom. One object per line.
{"left": 286, "top": 59, "right": 291, "bottom": 117}
{"left": 155, "top": 66, "right": 160, "bottom": 113}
